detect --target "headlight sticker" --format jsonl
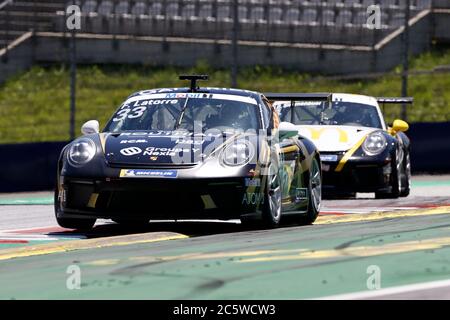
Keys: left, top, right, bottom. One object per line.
{"left": 67, "top": 138, "right": 96, "bottom": 167}
{"left": 362, "top": 131, "right": 387, "bottom": 156}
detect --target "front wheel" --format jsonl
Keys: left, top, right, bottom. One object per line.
{"left": 260, "top": 162, "right": 282, "bottom": 228}
{"left": 400, "top": 152, "right": 411, "bottom": 197}
{"left": 298, "top": 157, "right": 321, "bottom": 225}
{"left": 241, "top": 162, "right": 282, "bottom": 229}
{"left": 56, "top": 217, "right": 96, "bottom": 230}
{"left": 376, "top": 150, "right": 402, "bottom": 199}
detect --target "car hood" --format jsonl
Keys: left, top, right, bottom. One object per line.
{"left": 103, "top": 131, "right": 230, "bottom": 166}
{"left": 295, "top": 125, "right": 378, "bottom": 152}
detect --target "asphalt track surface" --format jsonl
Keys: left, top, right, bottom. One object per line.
{"left": 0, "top": 175, "right": 449, "bottom": 299}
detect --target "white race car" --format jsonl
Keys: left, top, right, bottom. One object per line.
{"left": 269, "top": 93, "right": 412, "bottom": 199}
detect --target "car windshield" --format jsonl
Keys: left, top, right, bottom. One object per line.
{"left": 104, "top": 95, "right": 260, "bottom": 132}
{"left": 278, "top": 100, "right": 382, "bottom": 129}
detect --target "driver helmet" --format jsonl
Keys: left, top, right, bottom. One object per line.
{"left": 332, "top": 105, "right": 360, "bottom": 124}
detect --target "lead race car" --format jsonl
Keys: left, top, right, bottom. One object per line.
{"left": 271, "top": 93, "right": 413, "bottom": 199}
{"left": 55, "top": 76, "right": 324, "bottom": 230}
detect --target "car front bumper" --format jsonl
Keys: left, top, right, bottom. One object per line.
{"left": 321, "top": 157, "right": 393, "bottom": 195}
{"left": 57, "top": 175, "right": 259, "bottom": 220}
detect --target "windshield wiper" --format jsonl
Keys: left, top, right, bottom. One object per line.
{"left": 319, "top": 108, "right": 325, "bottom": 125}
{"left": 174, "top": 98, "right": 190, "bottom": 130}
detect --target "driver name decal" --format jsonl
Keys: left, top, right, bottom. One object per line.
{"left": 131, "top": 99, "right": 178, "bottom": 107}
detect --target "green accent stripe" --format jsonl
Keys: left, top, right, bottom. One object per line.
{"left": 0, "top": 197, "right": 53, "bottom": 205}
{"left": 411, "top": 180, "right": 450, "bottom": 188}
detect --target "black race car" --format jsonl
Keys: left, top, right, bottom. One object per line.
{"left": 55, "top": 76, "right": 324, "bottom": 230}
{"left": 271, "top": 93, "right": 412, "bottom": 199}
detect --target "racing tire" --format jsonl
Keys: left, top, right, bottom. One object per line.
{"left": 260, "top": 162, "right": 283, "bottom": 228}
{"left": 54, "top": 188, "right": 96, "bottom": 231}
{"left": 56, "top": 217, "right": 96, "bottom": 230}
{"left": 241, "top": 161, "right": 282, "bottom": 229}
{"left": 298, "top": 157, "right": 321, "bottom": 225}
{"left": 375, "top": 150, "right": 402, "bottom": 199}
{"left": 400, "top": 152, "right": 411, "bottom": 197}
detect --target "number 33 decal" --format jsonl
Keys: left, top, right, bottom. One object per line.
{"left": 112, "top": 106, "right": 146, "bottom": 122}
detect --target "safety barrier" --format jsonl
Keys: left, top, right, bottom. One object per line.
{"left": 0, "top": 141, "right": 66, "bottom": 192}
{"left": 407, "top": 122, "right": 450, "bottom": 173}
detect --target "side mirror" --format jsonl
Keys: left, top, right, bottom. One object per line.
{"left": 81, "top": 120, "right": 99, "bottom": 135}
{"left": 392, "top": 119, "right": 409, "bottom": 133}
{"left": 278, "top": 121, "right": 299, "bottom": 139}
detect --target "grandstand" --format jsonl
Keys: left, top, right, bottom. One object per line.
{"left": 52, "top": 0, "right": 432, "bottom": 45}
{"left": 0, "top": 0, "right": 449, "bottom": 83}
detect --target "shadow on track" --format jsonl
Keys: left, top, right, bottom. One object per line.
{"left": 47, "top": 195, "right": 450, "bottom": 240}
{"left": 47, "top": 220, "right": 264, "bottom": 239}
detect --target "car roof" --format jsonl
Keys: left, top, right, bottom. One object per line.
{"left": 128, "top": 87, "right": 262, "bottom": 100}
{"left": 332, "top": 93, "right": 379, "bottom": 107}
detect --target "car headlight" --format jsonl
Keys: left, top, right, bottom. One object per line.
{"left": 362, "top": 132, "right": 387, "bottom": 156}
{"left": 221, "top": 141, "right": 253, "bottom": 166}
{"left": 67, "top": 138, "right": 96, "bottom": 166}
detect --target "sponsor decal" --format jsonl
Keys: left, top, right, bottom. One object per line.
{"left": 143, "top": 146, "right": 191, "bottom": 157}
{"left": 123, "top": 92, "right": 258, "bottom": 106}
{"left": 175, "top": 138, "right": 205, "bottom": 145}
{"left": 120, "top": 147, "right": 142, "bottom": 156}
{"left": 280, "top": 164, "right": 294, "bottom": 196}
{"left": 296, "top": 101, "right": 322, "bottom": 106}
{"left": 242, "top": 192, "right": 264, "bottom": 205}
{"left": 58, "top": 189, "right": 66, "bottom": 204}
{"left": 120, "top": 169, "right": 178, "bottom": 178}
{"left": 245, "top": 178, "right": 261, "bottom": 187}
{"left": 120, "top": 139, "right": 148, "bottom": 144}
{"left": 320, "top": 154, "right": 338, "bottom": 162}
{"left": 149, "top": 156, "right": 158, "bottom": 161}
{"left": 295, "top": 188, "right": 308, "bottom": 202}
{"left": 119, "top": 131, "right": 193, "bottom": 138}
{"left": 165, "top": 93, "right": 212, "bottom": 99}
{"left": 165, "top": 93, "right": 187, "bottom": 98}
{"left": 162, "top": 93, "right": 257, "bottom": 105}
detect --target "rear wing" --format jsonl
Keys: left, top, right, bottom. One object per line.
{"left": 264, "top": 93, "right": 332, "bottom": 102}
{"left": 376, "top": 97, "right": 414, "bottom": 104}
{"left": 264, "top": 94, "right": 413, "bottom": 104}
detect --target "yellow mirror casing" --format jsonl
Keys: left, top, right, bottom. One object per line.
{"left": 389, "top": 119, "right": 409, "bottom": 135}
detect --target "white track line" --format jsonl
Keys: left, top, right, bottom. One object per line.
{"left": 0, "top": 226, "right": 62, "bottom": 233}
{"left": 0, "top": 233, "right": 86, "bottom": 241}
{"left": 317, "top": 278, "right": 450, "bottom": 300}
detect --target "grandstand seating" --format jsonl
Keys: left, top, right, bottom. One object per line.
{"left": 0, "top": 0, "right": 434, "bottom": 50}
